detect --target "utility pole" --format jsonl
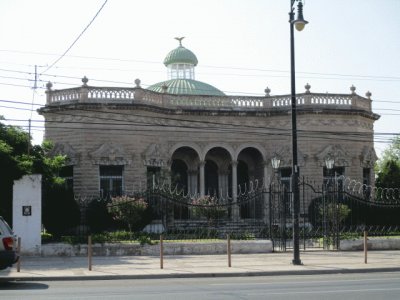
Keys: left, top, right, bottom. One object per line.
{"left": 27, "top": 119, "right": 31, "bottom": 155}
{"left": 28, "top": 65, "right": 38, "bottom": 155}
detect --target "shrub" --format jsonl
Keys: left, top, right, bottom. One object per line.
{"left": 107, "top": 196, "right": 152, "bottom": 232}
{"left": 42, "top": 185, "right": 80, "bottom": 236}
{"left": 86, "top": 199, "right": 113, "bottom": 233}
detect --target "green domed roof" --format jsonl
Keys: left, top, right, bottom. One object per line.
{"left": 147, "top": 79, "right": 225, "bottom": 96}
{"left": 164, "top": 46, "right": 198, "bottom": 66}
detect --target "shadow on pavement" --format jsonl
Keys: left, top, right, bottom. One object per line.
{"left": 0, "top": 281, "right": 49, "bottom": 290}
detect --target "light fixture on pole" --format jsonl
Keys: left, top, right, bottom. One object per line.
{"left": 271, "top": 156, "right": 281, "bottom": 171}
{"left": 289, "top": 0, "right": 308, "bottom": 266}
{"left": 293, "top": 1, "right": 308, "bottom": 32}
{"left": 325, "top": 154, "right": 335, "bottom": 185}
{"left": 325, "top": 155, "right": 335, "bottom": 171}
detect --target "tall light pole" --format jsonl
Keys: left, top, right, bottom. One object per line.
{"left": 289, "top": 0, "right": 308, "bottom": 265}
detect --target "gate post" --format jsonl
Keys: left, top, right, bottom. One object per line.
{"left": 12, "top": 174, "right": 42, "bottom": 255}
{"left": 263, "top": 162, "right": 270, "bottom": 224}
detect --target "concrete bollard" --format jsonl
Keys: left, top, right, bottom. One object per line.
{"left": 17, "top": 237, "right": 21, "bottom": 272}
{"left": 364, "top": 231, "right": 368, "bottom": 264}
{"left": 160, "top": 235, "right": 164, "bottom": 269}
{"left": 88, "top": 235, "right": 92, "bottom": 271}
{"left": 227, "top": 234, "right": 231, "bottom": 268}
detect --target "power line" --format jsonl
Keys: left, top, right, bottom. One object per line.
{"left": 2, "top": 65, "right": 400, "bottom": 99}
{"left": 0, "top": 82, "right": 37, "bottom": 88}
{"left": 2, "top": 95, "right": 400, "bottom": 120}
{"left": 6, "top": 104, "right": 395, "bottom": 141}
{"left": 41, "top": 0, "right": 108, "bottom": 75}
{"left": 1, "top": 48, "right": 400, "bottom": 82}
{"left": 4, "top": 111, "right": 397, "bottom": 147}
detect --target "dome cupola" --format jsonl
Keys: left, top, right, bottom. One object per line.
{"left": 163, "top": 37, "right": 198, "bottom": 67}
{"left": 147, "top": 38, "right": 225, "bottom": 96}
{"left": 164, "top": 37, "right": 197, "bottom": 80}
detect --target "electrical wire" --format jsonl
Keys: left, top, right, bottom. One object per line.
{"left": 1, "top": 66, "right": 400, "bottom": 99}
{"left": 41, "top": 0, "right": 108, "bottom": 75}
{"left": 2, "top": 48, "right": 400, "bottom": 82}
{"left": 4, "top": 106, "right": 397, "bottom": 145}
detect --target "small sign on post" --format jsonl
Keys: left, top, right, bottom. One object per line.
{"left": 22, "top": 206, "right": 32, "bottom": 216}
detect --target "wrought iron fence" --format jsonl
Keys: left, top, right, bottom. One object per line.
{"left": 42, "top": 178, "right": 400, "bottom": 251}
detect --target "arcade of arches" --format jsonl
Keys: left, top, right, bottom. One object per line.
{"left": 169, "top": 146, "right": 266, "bottom": 201}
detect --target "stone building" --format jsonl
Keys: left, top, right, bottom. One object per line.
{"left": 38, "top": 39, "right": 379, "bottom": 208}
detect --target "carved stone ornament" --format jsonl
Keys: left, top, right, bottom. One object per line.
{"left": 50, "top": 142, "right": 80, "bottom": 165}
{"left": 142, "top": 143, "right": 166, "bottom": 167}
{"left": 89, "top": 143, "right": 131, "bottom": 165}
{"left": 271, "top": 145, "right": 307, "bottom": 167}
{"left": 360, "top": 146, "right": 377, "bottom": 168}
{"left": 316, "top": 144, "right": 351, "bottom": 167}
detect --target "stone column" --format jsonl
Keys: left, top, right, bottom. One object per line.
{"left": 199, "top": 160, "right": 205, "bottom": 197}
{"left": 188, "top": 170, "right": 198, "bottom": 195}
{"left": 231, "top": 160, "right": 239, "bottom": 220}
{"left": 263, "top": 161, "right": 270, "bottom": 224}
{"left": 218, "top": 171, "right": 229, "bottom": 200}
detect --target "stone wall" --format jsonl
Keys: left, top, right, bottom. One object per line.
{"left": 40, "top": 240, "right": 273, "bottom": 257}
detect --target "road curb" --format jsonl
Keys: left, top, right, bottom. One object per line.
{"left": 2, "top": 267, "right": 400, "bottom": 282}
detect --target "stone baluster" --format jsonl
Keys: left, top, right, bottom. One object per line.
{"left": 45, "top": 82, "right": 53, "bottom": 104}
{"left": 80, "top": 76, "right": 89, "bottom": 102}
{"left": 134, "top": 78, "right": 143, "bottom": 101}
{"left": 350, "top": 85, "right": 357, "bottom": 108}
{"left": 303, "top": 83, "right": 311, "bottom": 105}
{"left": 365, "top": 91, "right": 372, "bottom": 112}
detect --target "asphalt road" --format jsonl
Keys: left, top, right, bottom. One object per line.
{"left": 1, "top": 272, "right": 400, "bottom": 299}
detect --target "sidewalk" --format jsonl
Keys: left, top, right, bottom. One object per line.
{"left": 1, "top": 251, "right": 400, "bottom": 281}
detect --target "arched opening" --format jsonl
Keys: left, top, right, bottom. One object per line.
{"left": 171, "top": 159, "right": 188, "bottom": 193}
{"left": 171, "top": 146, "right": 200, "bottom": 220}
{"left": 205, "top": 160, "right": 219, "bottom": 196}
{"left": 204, "top": 147, "right": 232, "bottom": 198}
{"left": 171, "top": 146, "right": 200, "bottom": 195}
{"left": 237, "top": 161, "right": 249, "bottom": 192}
{"left": 237, "top": 147, "right": 264, "bottom": 219}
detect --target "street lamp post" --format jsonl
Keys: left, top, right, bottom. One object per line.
{"left": 289, "top": 0, "right": 308, "bottom": 265}
{"left": 270, "top": 155, "right": 282, "bottom": 251}
{"left": 324, "top": 155, "right": 335, "bottom": 249}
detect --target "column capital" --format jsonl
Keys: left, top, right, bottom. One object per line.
{"left": 231, "top": 160, "right": 238, "bottom": 167}
{"left": 187, "top": 169, "right": 198, "bottom": 175}
{"left": 199, "top": 160, "right": 206, "bottom": 167}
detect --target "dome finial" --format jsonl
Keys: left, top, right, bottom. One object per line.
{"left": 174, "top": 36, "right": 185, "bottom": 46}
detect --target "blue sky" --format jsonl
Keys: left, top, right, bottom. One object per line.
{"left": 0, "top": 0, "right": 399, "bottom": 157}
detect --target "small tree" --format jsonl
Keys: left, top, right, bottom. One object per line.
{"left": 318, "top": 202, "right": 351, "bottom": 249}
{"left": 320, "top": 203, "right": 351, "bottom": 226}
{"left": 375, "top": 160, "right": 400, "bottom": 189}
{"left": 107, "top": 196, "right": 150, "bottom": 233}
{"left": 0, "top": 119, "right": 67, "bottom": 224}
{"left": 375, "top": 136, "right": 400, "bottom": 173}
{"left": 375, "top": 136, "right": 400, "bottom": 191}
